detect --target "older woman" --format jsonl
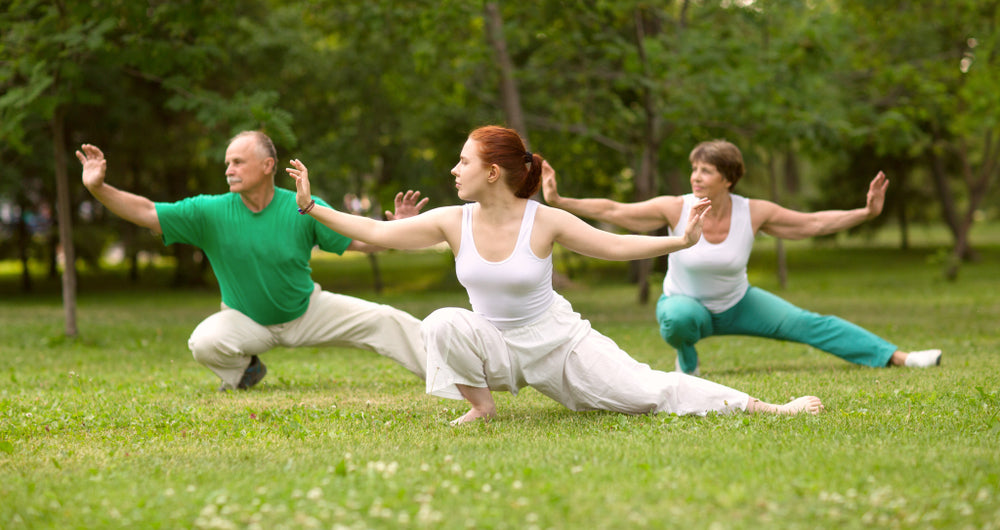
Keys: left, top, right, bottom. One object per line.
{"left": 542, "top": 139, "right": 941, "bottom": 375}
{"left": 287, "top": 128, "right": 823, "bottom": 423}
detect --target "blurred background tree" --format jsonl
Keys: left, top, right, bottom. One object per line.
{"left": 2, "top": 0, "right": 996, "bottom": 334}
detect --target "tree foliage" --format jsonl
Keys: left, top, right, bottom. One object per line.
{"left": 2, "top": 0, "right": 996, "bottom": 301}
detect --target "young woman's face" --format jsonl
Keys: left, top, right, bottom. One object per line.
{"left": 451, "top": 138, "right": 493, "bottom": 201}
{"left": 689, "top": 160, "right": 731, "bottom": 198}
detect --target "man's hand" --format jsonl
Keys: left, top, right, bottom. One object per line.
{"left": 385, "top": 190, "right": 429, "bottom": 220}
{"left": 76, "top": 144, "right": 107, "bottom": 190}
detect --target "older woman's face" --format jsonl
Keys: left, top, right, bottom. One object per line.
{"left": 689, "top": 160, "right": 731, "bottom": 198}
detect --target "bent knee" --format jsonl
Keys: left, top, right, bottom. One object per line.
{"left": 421, "top": 307, "right": 469, "bottom": 338}
{"left": 659, "top": 316, "right": 702, "bottom": 345}
{"left": 188, "top": 329, "right": 228, "bottom": 364}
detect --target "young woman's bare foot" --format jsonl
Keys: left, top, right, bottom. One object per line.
{"left": 747, "top": 396, "right": 824, "bottom": 416}
{"left": 451, "top": 384, "right": 497, "bottom": 425}
{"left": 449, "top": 407, "right": 496, "bottom": 426}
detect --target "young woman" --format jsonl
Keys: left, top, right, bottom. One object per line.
{"left": 287, "top": 127, "right": 823, "bottom": 423}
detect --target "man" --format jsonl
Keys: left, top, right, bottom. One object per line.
{"left": 76, "top": 131, "right": 428, "bottom": 390}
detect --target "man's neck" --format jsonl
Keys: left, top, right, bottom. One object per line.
{"left": 239, "top": 185, "right": 276, "bottom": 213}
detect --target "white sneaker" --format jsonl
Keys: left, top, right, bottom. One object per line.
{"left": 904, "top": 349, "right": 942, "bottom": 368}
{"left": 675, "top": 357, "right": 701, "bottom": 376}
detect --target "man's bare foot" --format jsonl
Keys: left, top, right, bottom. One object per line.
{"left": 747, "top": 396, "right": 824, "bottom": 416}
{"left": 450, "top": 408, "right": 496, "bottom": 426}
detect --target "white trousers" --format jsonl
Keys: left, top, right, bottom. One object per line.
{"left": 188, "top": 283, "right": 426, "bottom": 389}
{"left": 422, "top": 294, "right": 748, "bottom": 416}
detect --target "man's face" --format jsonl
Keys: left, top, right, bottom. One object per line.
{"left": 224, "top": 136, "right": 273, "bottom": 194}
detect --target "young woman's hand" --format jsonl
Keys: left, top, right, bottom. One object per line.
{"left": 286, "top": 159, "right": 313, "bottom": 210}
{"left": 681, "top": 197, "right": 712, "bottom": 247}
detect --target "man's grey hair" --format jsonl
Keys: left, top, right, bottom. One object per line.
{"left": 230, "top": 130, "right": 277, "bottom": 177}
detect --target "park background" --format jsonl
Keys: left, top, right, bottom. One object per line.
{"left": 2, "top": 1, "right": 998, "bottom": 528}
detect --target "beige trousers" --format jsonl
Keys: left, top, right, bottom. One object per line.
{"left": 422, "top": 294, "right": 748, "bottom": 416}
{"left": 188, "top": 283, "right": 426, "bottom": 389}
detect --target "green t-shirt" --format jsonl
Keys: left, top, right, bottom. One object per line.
{"left": 155, "top": 187, "right": 351, "bottom": 325}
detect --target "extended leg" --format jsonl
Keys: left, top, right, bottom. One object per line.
{"left": 287, "top": 286, "right": 427, "bottom": 380}
{"left": 718, "top": 287, "right": 897, "bottom": 368}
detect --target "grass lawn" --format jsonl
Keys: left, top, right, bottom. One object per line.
{"left": 1, "top": 230, "right": 998, "bottom": 529}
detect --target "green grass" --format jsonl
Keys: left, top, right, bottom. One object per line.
{"left": 1, "top": 232, "right": 999, "bottom": 529}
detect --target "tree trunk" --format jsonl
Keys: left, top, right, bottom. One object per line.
{"left": 16, "top": 197, "right": 33, "bottom": 293}
{"left": 631, "top": 6, "right": 663, "bottom": 305}
{"left": 896, "top": 199, "right": 909, "bottom": 251}
{"left": 484, "top": 3, "right": 528, "bottom": 143}
{"left": 367, "top": 253, "right": 383, "bottom": 294}
{"left": 927, "top": 136, "right": 994, "bottom": 280}
{"left": 927, "top": 145, "right": 963, "bottom": 245}
{"left": 47, "top": 231, "right": 59, "bottom": 280}
{"left": 783, "top": 150, "right": 801, "bottom": 197}
{"left": 943, "top": 137, "right": 996, "bottom": 280}
{"left": 632, "top": 138, "right": 657, "bottom": 305}
{"left": 51, "top": 107, "right": 78, "bottom": 337}
{"left": 485, "top": 1, "right": 581, "bottom": 293}
{"left": 769, "top": 153, "right": 787, "bottom": 289}
{"left": 129, "top": 248, "right": 140, "bottom": 282}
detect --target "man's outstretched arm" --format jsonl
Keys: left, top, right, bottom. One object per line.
{"left": 76, "top": 144, "right": 162, "bottom": 235}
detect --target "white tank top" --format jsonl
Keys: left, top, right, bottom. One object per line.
{"left": 664, "top": 193, "right": 753, "bottom": 313}
{"left": 456, "top": 200, "right": 555, "bottom": 329}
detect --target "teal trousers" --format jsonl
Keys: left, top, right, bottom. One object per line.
{"left": 656, "top": 287, "right": 897, "bottom": 373}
